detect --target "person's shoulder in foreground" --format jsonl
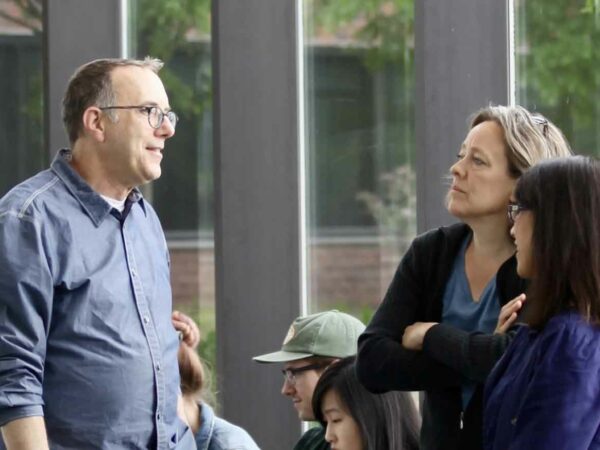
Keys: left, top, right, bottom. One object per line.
{"left": 293, "top": 425, "right": 329, "bottom": 450}
{"left": 195, "top": 401, "right": 261, "bottom": 450}
{"left": 0, "top": 164, "right": 56, "bottom": 210}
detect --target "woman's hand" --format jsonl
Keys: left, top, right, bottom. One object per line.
{"left": 172, "top": 310, "right": 201, "bottom": 348}
{"left": 402, "top": 322, "right": 438, "bottom": 350}
{"left": 495, "top": 294, "right": 526, "bottom": 334}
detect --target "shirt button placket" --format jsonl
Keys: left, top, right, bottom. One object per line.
{"left": 123, "top": 227, "right": 165, "bottom": 446}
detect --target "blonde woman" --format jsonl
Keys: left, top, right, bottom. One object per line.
{"left": 356, "top": 105, "right": 572, "bottom": 450}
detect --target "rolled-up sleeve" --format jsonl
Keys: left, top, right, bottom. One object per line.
{"left": 0, "top": 211, "right": 53, "bottom": 427}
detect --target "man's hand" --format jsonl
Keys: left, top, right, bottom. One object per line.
{"left": 1, "top": 416, "right": 49, "bottom": 450}
{"left": 402, "top": 322, "right": 438, "bottom": 351}
{"left": 495, "top": 294, "right": 526, "bottom": 334}
{"left": 172, "top": 310, "right": 201, "bottom": 349}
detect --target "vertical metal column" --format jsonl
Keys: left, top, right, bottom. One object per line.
{"left": 212, "top": 1, "right": 301, "bottom": 448}
{"left": 415, "top": 0, "right": 510, "bottom": 232}
{"left": 44, "top": 0, "right": 123, "bottom": 157}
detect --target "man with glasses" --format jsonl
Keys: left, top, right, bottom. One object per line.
{"left": 253, "top": 310, "right": 365, "bottom": 450}
{"left": 0, "top": 58, "right": 194, "bottom": 449}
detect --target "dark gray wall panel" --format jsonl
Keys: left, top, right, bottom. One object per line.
{"left": 415, "top": 0, "right": 509, "bottom": 232}
{"left": 212, "top": 0, "right": 301, "bottom": 448}
{"left": 44, "top": 0, "right": 122, "bottom": 157}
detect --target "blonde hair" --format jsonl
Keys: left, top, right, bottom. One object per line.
{"left": 470, "top": 105, "right": 572, "bottom": 178}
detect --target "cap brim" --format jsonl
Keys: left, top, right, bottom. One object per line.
{"left": 252, "top": 350, "right": 314, "bottom": 363}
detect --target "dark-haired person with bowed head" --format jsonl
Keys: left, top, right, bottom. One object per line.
{"left": 312, "top": 356, "right": 420, "bottom": 450}
{"left": 483, "top": 156, "right": 600, "bottom": 449}
{"left": 356, "top": 105, "right": 573, "bottom": 450}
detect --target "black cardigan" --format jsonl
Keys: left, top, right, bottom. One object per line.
{"left": 356, "top": 223, "right": 527, "bottom": 450}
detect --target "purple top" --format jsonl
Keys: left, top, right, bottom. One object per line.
{"left": 484, "top": 311, "right": 600, "bottom": 449}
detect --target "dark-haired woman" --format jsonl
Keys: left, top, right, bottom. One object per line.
{"left": 312, "top": 356, "right": 420, "bottom": 450}
{"left": 356, "top": 105, "right": 573, "bottom": 450}
{"left": 484, "top": 156, "right": 600, "bottom": 449}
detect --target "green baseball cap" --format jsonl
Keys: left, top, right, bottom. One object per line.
{"left": 253, "top": 310, "right": 365, "bottom": 363}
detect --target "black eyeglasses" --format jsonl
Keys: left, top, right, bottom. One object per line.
{"left": 99, "top": 105, "right": 178, "bottom": 130}
{"left": 532, "top": 115, "right": 548, "bottom": 137}
{"left": 507, "top": 202, "right": 529, "bottom": 223}
{"left": 281, "top": 362, "right": 327, "bottom": 386}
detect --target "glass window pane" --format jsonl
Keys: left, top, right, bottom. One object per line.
{"left": 515, "top": 0, "right": 600, "bottom": 155}
{"left": 0, "top": 0, "right": 45, "bottom": 196}
{"left": 302, "top": 0, "right": 416, "bottom": 319}
{"left": 129, "top": 0, "right": 215, "bottom": 382}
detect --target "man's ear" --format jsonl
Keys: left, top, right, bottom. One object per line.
{"left": 82, "top": 106, "right": 108, "bottom": 142}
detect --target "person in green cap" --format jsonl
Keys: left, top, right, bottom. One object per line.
{"left": 253, "top": 310, "right": 365, "bottom": 450}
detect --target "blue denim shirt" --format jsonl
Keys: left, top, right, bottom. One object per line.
{"left": 195, "top": 402, "right": 260, "bottom": 450}
{"left": 0, "top": 150, "right": 194, "bottom": 449}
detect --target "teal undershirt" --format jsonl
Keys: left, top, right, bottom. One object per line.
{"left": 441, "top": 236, "right": 501, "bottom": 409}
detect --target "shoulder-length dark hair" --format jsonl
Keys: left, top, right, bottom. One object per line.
{"left": 514, "top": 156, "right": 600, "bottom": 329}
{"left": 312, "top": 356, "right": 420, "bottom": 450}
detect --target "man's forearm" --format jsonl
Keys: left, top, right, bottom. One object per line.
{"left": 1, "top": 416, "right": 49, "bottom": 450}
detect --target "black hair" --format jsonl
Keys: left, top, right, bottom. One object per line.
{"left": 312, "top": 356, "right": 420, "bottom": 450}
{"left": 514, "top": 156, "right": 600, "bottom": 329}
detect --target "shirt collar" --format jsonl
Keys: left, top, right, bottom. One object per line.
{"left": 195, "top": 401, "right": 216, "bottom": 450}
{"left": 51, "top": 148, "right": 147, "bottom": 226}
